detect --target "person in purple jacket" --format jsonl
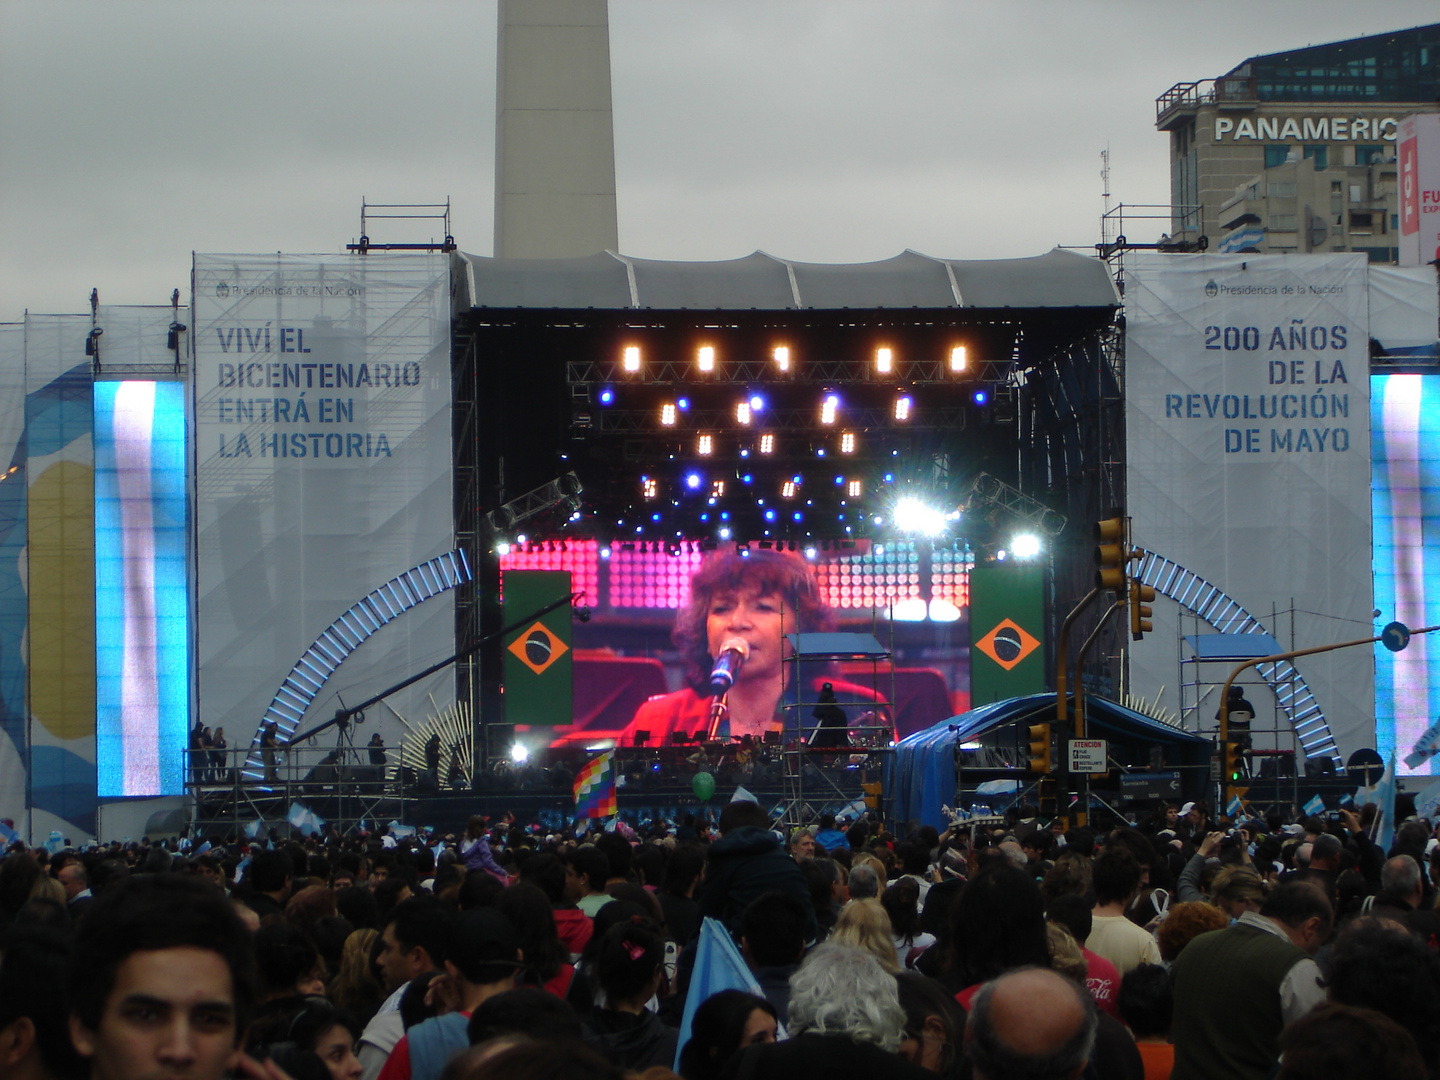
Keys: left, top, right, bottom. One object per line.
{"left": 461, "top": 815, "right": 507, "bottom": 881}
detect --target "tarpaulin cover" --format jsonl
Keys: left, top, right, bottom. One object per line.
{"left": 885, "top": 693, "right": 1210, "bottom": 832}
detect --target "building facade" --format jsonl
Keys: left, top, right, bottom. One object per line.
{"left": 1157, "top": 24, "right": 1440, "bottom": 261}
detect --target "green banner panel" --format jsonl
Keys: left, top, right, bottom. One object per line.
{"left": 502, "top": 570, "right": 574, "bottom": 726}
{"left": 969, "top": 564, "right": 1045, "bottom": 707}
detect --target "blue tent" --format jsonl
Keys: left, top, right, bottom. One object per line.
{"left": 884, "top": 693, "right": 1211, "bottom": 831}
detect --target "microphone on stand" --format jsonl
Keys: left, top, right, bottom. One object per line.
{"left": 707, "top": 638, "right": 751, "bottom": 696}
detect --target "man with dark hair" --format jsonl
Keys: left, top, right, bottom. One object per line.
{"left": 377, "top": 909, "right": 522, "bottom": 1080}
{"left": 739, "top": 891, "right": 809, "bottom": 1025}
{"left": 593, "top": 833, "right": 633, "bottom": 889}
{"left": 965, "top": 966, "right": 1096, "bottom": 1080}
{"left": 1277, "top": 1003, "right": 1426, "bottom": 1080}
{"left": 699, "top": 802, "right": 817, "bottom": 943}
{"left": 1169, "top": 880, "right": 1329, "bottom": 1080}
{"left": 66, "top": 875, "right": 254, "bottom": 1080}
{"left": 243, "top": 849, "right": 292, "bottom": 921}
{"left": 1, "top": 928, "right": 86, "bottom": 1080}
{"left": 814, "top": 813, "right": 846, "bottom": 854}
{"left": 1325, "top": 917, "right": 1440, "bottom": 1067}
{"left": 466, "top": 986, "right": 582, "bottom": 1046}
{"left": 358, "top": 896, "right": 451, "bottom": 1080}
{"left": 1085, "top": 849, "right": 1160, "bottom": 974}
{"left": 521, "top": 853, "right": 591, "bottom": 958}
{"left": 657, "top": 844, "right": 704, "bottom": 947}
{"left": 564, "top": 847, "right": 612, "bottom": 917}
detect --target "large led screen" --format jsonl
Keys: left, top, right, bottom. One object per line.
{"left": 94, "top": 381, "right": 189, "bottom": 796}
{"left": 1373, "top": 373, "right": 1440, "bottom": 774}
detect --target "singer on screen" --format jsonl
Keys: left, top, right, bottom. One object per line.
{"left": 619, "top": 548, "right": 834, "bottom": 743}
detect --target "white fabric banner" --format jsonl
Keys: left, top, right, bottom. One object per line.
{"left": 1125, "top": 253, "right": 1373, "bottom": 759}
{"left": 191, "top": 253, "right": 455, "bottom": 756}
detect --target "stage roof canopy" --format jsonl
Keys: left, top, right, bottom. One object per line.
{"left": 455, "top": 248, "right": 1120, "bottom": 312}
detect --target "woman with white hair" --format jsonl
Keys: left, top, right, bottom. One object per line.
{"left": 721, "top": 943, "right": 933, "bottom": 1080}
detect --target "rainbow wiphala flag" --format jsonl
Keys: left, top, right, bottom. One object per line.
{"left": 573, "top": 750, "right": 618, "bottom": 819}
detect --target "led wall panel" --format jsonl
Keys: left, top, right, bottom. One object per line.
{"left": 95, "top": 381, "right": 189, "bottom": 796}
{"left": 1372, "top": 374, "right": 1440, "bottom": 773}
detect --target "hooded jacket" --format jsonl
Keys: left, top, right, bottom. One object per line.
{"left": 582, "top": 1008, "right": 679, "bottom": 1072}
{"left": 698, "top": 825, "right": 818, "bottom": 943}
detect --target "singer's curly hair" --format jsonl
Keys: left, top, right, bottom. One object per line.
{"left": 674, "top": 548, "right": 832, "bottom": 691}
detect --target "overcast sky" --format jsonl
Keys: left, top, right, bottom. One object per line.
{"left": 0, "top": 1, "right": 1431, "bottom": 319}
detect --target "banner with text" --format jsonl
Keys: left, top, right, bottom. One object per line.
{"left": 1125, "top": 254, "right": 1373, "bottom": 759}
{"left": 192, "top": 253, "right": 455, "bottom": 758}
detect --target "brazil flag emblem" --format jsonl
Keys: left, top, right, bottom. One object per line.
{"left": 502, "top": 570, "right": 574, "bottom": 726}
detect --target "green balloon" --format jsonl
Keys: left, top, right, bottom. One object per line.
{"left": 692, "top": 771, "right": 716, "bottom": 802}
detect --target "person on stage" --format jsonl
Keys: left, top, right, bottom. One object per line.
{"left": 620, "top": 548, "right": 833, "bottom": 745}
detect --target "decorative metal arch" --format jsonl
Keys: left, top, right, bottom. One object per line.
{"left": 1135, "top": 548, "right": 1343, "bottom": 767}
{"left": 241, "top": 548, "right": 473, "bottom": 782}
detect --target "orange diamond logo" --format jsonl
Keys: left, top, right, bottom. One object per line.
{"left": 974, "top": 618, "right": 1040, "bottom": 672}
{"left": 507, "top": 621, "right": 569, "bottom": 675}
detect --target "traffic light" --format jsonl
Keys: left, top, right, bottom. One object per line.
{"left": 1222, "top": 741, "right": 1244, "bottom": 782}
{"left": 1130, "top": 580, "right": 1156, "bottom": 640}
{"left": 1027, "top": 723, "right": 1053, "bottom": 773}
{"left": 1094, "top": 517, "right": 1128, "bottom": 592}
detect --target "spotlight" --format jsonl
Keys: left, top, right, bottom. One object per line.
{"left": 641, "top": 478, "right": 658, "bottom": 499}
{"left": 773, "top": 345, "right": 791, "bottom": 372}
{"left": 759, "top": 433, "right": 776, "bottom": 454}
{"left": 736, "top": 402, "right": 751, "bottom": 425}
{"left": 678, "top": 397, "right": 690, "bottom": 410}
{"left": 697, "top": 434, "right": 714, "bottom": 456}
{"left": 820, "top": 394, "right": 838, "bottom": 425}
{"left": 685, "top": 473, "right": 702, "bottom": 490}
{"left": 711, "top": 479, "right": 726, "bottom": 497}
{"left": 697, "top": 345, "right": 715, "bottom": 372}
{"left": 949, "top": 346, "right": 967, "bottom": 373}
{"left": 598, "top": 387, "right": 615, "bottom": 405}
{"left": 894, "top": 395, "right": 912, "bottom": 421}
{"left": 661, "top": 403, "right": 677, "bottom": 426}
{"left": 782, "top": 481, "right": 797, "bottom": 498}
{"left": 719, "top": 526, "right": 732, "bottom": 540}
{"left": 496, "top": 541, "right": 512, "bottom": 555}
{"left": 600, "top": 546, "right": 612, "bottom": 559}
{"left": 1012, "top": 533, "right": 1042, "bottom": 559}
{"left": 804, "top": 547, "right": 818, "bottom": 560}
{"left": 972, "top": 388, "right": 989, "bottom": 406}
{"left": 623, "top": 345, "right": 641, "bottom": 373}
{"left": 840, "top": 431, "right": 857, "bottom": 454}
{"left": 749, "top": 394, "right": 765, "bottom": 411}
{"left": 510, "top": 742, "right": 530, "bottom": 764}
{"left": 875, "top": 346, "right": 893, "bottom": 374}
{"left": 893, "top": 496, "right": 947, "bottom": 537}
{"left": 847, "top": 480, "right": 862, "bottom": 497}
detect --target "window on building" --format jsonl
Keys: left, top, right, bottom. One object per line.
{"left": 1269, "top": 213, "right": 1298, "bottom": 231}
{"left": 1349, "top": 211, "right": 1373, "bottom": 233}
{"left": 1392, "top": 213, "right": 1400, "bottom": 230}
{"left": 1304, "top": 145, "right": 1328, "bottom": 170}
{"left": 1264, "top": 145, "right": 1292, "bottom": 168}
{"left": 1356, "top": 145, "right": 1386, "bottom": 165}
{"left": 1267, "top": 181, "right": 1297, "bottom": 198}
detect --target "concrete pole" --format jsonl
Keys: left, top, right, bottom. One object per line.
{"left": 494, "top": 0, "right": 620, "bottom": 258}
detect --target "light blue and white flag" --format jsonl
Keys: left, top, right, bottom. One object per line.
{"left": 1369, "top": 755, "right": 1398, "bottom": 854}
{"left": 1226, "top": 794, "right": 1245, "bottom": 819}
{"left": 287, "top": 802, "right": 325, "bottom": 837}
{"left": 1414, "top": 777, "right": 1440, "bottom": 823}
{"left": 1302, "top": 794, "right": 1325, "bottom": 818}
{"left": 0, "top": 820, "right": 17, "bottom": 844}
{"left": 675, "top": 918, "right": 777, "bottom": 1071}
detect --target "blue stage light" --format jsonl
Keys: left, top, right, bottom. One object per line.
{"left": 972, "top": 388, "right": 989, "bottom": 406}
{"left": 678, "top": 397, "right": 691, "bottom": 410}
{"left": 598, "top": 387, "right": 615, "bottom": 405}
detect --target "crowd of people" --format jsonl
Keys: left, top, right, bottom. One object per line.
{"left": 2, "top": 794, "right": 1439, "bottom": 1080}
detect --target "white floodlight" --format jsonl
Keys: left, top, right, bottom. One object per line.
{"left": 1012, "top": 533, "right": 1042, "bottom": 559}
{"left": 893, "top": 496, "right": 947, "bottom": 537}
